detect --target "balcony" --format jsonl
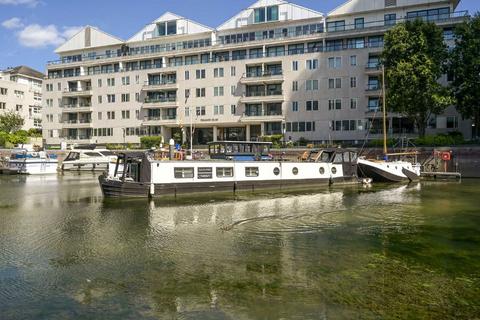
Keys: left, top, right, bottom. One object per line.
{"left": 62, "top": 119, "right": 93, "bottom": 128}
{"left": 143, "top": 115, "right": 178, "bottom": 126}
{"left": 61, "top": 103, "right": 93, "bottom": 113}
{"left": 142, "top": 97, "right": 178, "bottom": 109}
{"left": 240, "top": 91, "right": 284, "bottom": 104}
{"left": 142, "top": 80, "right": 178, "bottom": 91}
{"left": 62, "top": 87, "right": 92, "bottom": 97}
{"left": 241, "top": 110, "right": 284, "bottom": 123}
{"left": 240, "top": 70, "right": 284, "bottom": 85}
{"left": 365, "top": 84, "right": 382, "bottom": 96}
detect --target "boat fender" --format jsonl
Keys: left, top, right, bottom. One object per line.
{"left": 149, "top": 183, "right": 155, "bottom": 197}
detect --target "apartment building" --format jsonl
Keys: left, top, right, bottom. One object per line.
{"left": 42, "top": 0, "right": 470, "bottom": 146}
{"left": 0, "top": 66, "right": 43, "bottom": 130}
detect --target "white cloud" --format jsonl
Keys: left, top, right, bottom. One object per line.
{"left": 0, "top": 0, "right": 39, "bottom": 7}
{"left": 16, "top": 24, "right": 83, "bottom": 48}
{"left": 1, "top": 17, "right": 24, "bottom": 29}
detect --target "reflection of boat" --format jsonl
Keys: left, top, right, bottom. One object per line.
{"left": 99, "top": 147, "right": 360, "bottom": 198}
{"left": 2, "top": 145, "right": 58, "bottom": 175}
{"left": 61, "top": 148, "right": 117, "bottom": 171}
{"left": 357, "top": 66, "right": 420, "bottom": 182}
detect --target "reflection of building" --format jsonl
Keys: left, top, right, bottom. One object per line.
{"left": 42, "top": 0, "right": 469, "bottom": 147}
{"left": 0, "top": 66, "right": 43, "bottom": 130}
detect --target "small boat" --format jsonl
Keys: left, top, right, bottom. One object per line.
{"left": 2, "top": 145, "right": 58, "bottom": 175}
{"left": 99, "top": 145, "right": 360, "bottom": 198}
{"left": 357, "top": 65, "right": 420, "bottom": 183}
{"left": 61, "top": 147, "right": 117, "bottom": 171}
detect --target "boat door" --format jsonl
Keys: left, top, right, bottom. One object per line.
{"left": 341, "top": 151, "right": 358, "bottom": 177}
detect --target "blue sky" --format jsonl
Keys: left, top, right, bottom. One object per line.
{"left": 0, "top": 0, "right": 477, "bottom": 73}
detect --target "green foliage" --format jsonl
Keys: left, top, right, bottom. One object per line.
{"left": 173, "top": 132, "right": 182, "bottom": 144}
{"left": 0, "top": 131, "right": 7, "bottom": 147}
{"left": 261, "top": 134, "right": 283, "bottom": 148}
{"left": 368, "top": 138, "right": 396, "bottom": 148}
{"left": 27, "top": 128, "right": 42, "bottom": 138}
{"left": 383, "top": 20, "right": 453, "bottom": 137}
{"left": 296, "top": 137, "right": 310, "bottom": 146}
{"left": 414, "top": 132, "right": 465, "bottom": 146}
{"left": 0, "top": 130, "right": 28, "bottom": 146}
{"left": 449, "top": 14, "right": 480, "bottom": 139}
{"left": 0, "top": 111, "right": 24, "bottom": 134}
{"left": 140, "top": 136, "right": 163, "bottom": 149}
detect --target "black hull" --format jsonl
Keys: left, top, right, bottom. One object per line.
{"left": 357, "top": 163, "right": 407, "bottom": 183}
{"left": 402, "top": 168, "right": 420, "bottom": 182}
{"left": 99, "top": 175, "right": 359, "bottom": 198}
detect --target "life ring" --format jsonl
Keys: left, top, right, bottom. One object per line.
{"left": 441, "top": 152, "right": 451, "bottom": 161}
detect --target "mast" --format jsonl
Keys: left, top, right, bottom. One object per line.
{"left": 382, "top": 65, "right": 387, "bottom": 156}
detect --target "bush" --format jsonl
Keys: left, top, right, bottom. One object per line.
{"left": 261, "top": 134, "right": 283, "bottom": 148}
{"left": 297, "top": 137, "right": 310, "bottom": 146}
{"left": 27, "top": 128, "right": 42, "bottom": 137}
{"left": 140, "top": 136, "right": 163, "bottom": 149}
{"left": 0, "top": 131, "right": 7, "bottom": 147}
{"left": 7, "top": 130, "right": 28, "bottom": 145}
{"left": 414, "top": 132, "right": 464, "bottom": 146}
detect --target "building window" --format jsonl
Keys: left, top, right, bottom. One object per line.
{"left": 185, "top": 71, "right": 190, "bottom": 80}
{"left": 350, "top": 55, "right": 357, "bottom": 66}
{"left": 231, "top": 66, "right": 236, "bottom": 76}
{"left": 196, "top": 88, "right": 206, "bottom": 97}
{"left": 306, "top": 101, "right": 319, "bottom": 111}
{"left": 196, "top": 106, "right": 206, "bottom": 116}
{"left": 292, "top": 81, "right": 298, "bottom": 91}
{"left": 384, "top": 14, "right": 397, "bottom": 26}
{"left": 292, "top": 61, "right": 298, "bottom": 71}
{"left": 350, "top": 77, "right": 357, "bottom": 88}
{"left": 306, "top": 80, "right": 318, "bottom": 91}
{"left": 446, "top": 116, "right": 458, "bottom": 129}
{"left": 328, "top": 78, "right": 341, "bottom": 89}
{"left": 214, "top": 105, "right": 224, "bottom": 115}
{"left": 254, "top": 7, "right": 266, "bottom": 23}
{"left": 307, "top": 59, "right": 318, "bottom": 70}
{"left": 329, "top": 99, "right": 342, "bottom": 110}
{"left": 327, "top": 20, "right": 345, "bottom": 32}
{"left": 355, "top": 18, "right": 364, "bottom": 29}
{"left": 245, "top": 167, "right": 259, "bottom": 177}
{"left": 216, "top": 167, "right": 234, "bottom": 178}
{"left": 214, "top": 86, "right": 224, "bottom": 96}
{"left": 174, "top": 167, "right": 194, "bottom": 179}
{"left": 267, "top": 5, "right": 279, "bottom": 21}
{"left": 231, "top": 85, "right": 236, "bottom": 95}
{"left": 98, "top": 96, "right": 102, "bottom": 104}
{"left": 350, "top": 98, "right": 358, "bottom": 109}
{"left": 107, "top": 78, "right": 115, "bottom": 86}
{"left": 121, "top": 76, "right": 130, "bottom": 85}
{"left": 121, "top": 93, "right": 130, "bottom": 102}
{"left": 107, "top": 94, "right": 115, "bottom": 103}
{"left": 121, "top": 110, "right": 130, "bottom": 119}
{"left": 98, "top": 112, "right": 102, "bottom": 120}
{"left": 196, "top": 69, "right": 206, "bottom": 79}
{"left": 97, "top": 79, "right": 102, "bottom": 87}
{"left": 231, "top": 104, "right": 236, "bottom": 115}
{"left": 328, "top": 57, "right": 342, "bottom": 69}
{"left": 214, "top": 67, "right": 224, "bottom": 78}
{"left": 292, "top": 101, "right": 298, "bottom": 112}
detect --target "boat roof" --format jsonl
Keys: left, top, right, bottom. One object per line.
{"left": 207, "top": 141, "right": 273, "bottom": 145}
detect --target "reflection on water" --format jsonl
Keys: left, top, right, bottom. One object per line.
{"left": 0, "top": 175, "right": 479, "bottom": 319}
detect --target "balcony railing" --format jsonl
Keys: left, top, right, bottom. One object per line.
{"left": 62, "top": 135, "right": 92, "bottom": 140}
{"left": 244, "top": 111, "right": 282, "bottom": 117}
{"left": 144, "top": 97, "right": 177, "bottom": 104}
{"left": 144, "top": 79, "right": 177, "bottom": 86}
{"left": 245, "top": 90, "right": 283, "bottom": 97}
{"left": 64, "top": 87, "right": 92, "bottom": 93}
{"left": 245, "top": 70, "right": 283, "bottom": 78}
{"left": 63, "top": 103, "right": 92, "bottom": 109}
{"left": 63, "top": 119, "right": 92, "bottom": 124}
{"left": 366, "top": 84, "right": 381, "bottom": 91}
{"left": 145, "top": 115, "right": 177, "bottom": 121}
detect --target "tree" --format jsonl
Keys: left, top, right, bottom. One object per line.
{"left": 382, "top": 19, "right": 453, "bottom": 137}
{"left": 449, "top": 13, "right": 480, "bottom": 140}
{"left": 0, "top": 111, "right": 24, "bottom": 133}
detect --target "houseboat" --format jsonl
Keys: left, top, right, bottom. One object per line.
{"left": 98, "top": 147, "right": 360, "bottom": 198}
{"left": 61, "top": 147, "right": 117, "bottom": 171}
{"left": 2, "top": 145, "right": 58, "bottom": 175}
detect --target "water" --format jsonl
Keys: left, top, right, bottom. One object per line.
{"left": 0, "top": 174, "right": 479, "bottom": 319}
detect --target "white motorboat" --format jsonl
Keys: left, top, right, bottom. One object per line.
{"left": 3, "top": 145, "right": 58, "bottom": 175}
{"left": 61, "top": 148, "right": 117, "bottom": 171}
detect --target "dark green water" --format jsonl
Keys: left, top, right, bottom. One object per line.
{"left": 0, "top": 175, "right": 479, "bottom": 319}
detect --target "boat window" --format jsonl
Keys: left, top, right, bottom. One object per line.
{"left": 100, "top": 151, "right": 115, "bottom": 156}
{"left": 319, "top": 167, "right": 325, "bottom": 175}
{"left": 321, "top": 152, "right": 333, "bottom": 162}
{"left": 273, "top": 167, "right": 280, "bottom": 175}
{"left": 350, "top": 152, "right": 358, "bottom": 162}
{"left": 65, "top": 152, "right": 80, "bottom": 161}
{"left": 245, "top": 167, "right": 259, "bottom": 177}
{"left": 216, "top": 167, "right": 234, "bottom": 178}
{"left": 343, "top": 152, "right": 351, "bottom": 163}
{"left": 197, "top": 167, "right": 213, "bottom": 179}
{"left": 332, "top": 167, "right": 337, "bottom": 174}
{"left": 85, "top": 152, "right": 101, "bottom": 157}
{"left": 174, "top": 167, "right": 194, "bottom": 178}
{"left": 333, "top": 153, "right": 343, "bottom": 164}
{"left": 292, "top": 167, "right": 299, "bottom": 175}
